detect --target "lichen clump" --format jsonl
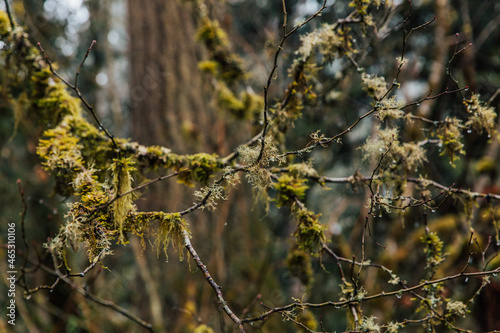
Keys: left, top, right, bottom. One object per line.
{"left": 360, "top": 126, "right": 427, "bottom": 173}
{"left": 464, "top": 93, "right": 497, "bottom": 136}
{"left": 297, "top": 24, "right": 352, "bottom": 62}
{"left": 435, "top": 117, "right": 465, "bottom": 166}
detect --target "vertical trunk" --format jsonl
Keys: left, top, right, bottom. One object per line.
{"left": 127, "top": 1, "right": 244, "bottom": 330}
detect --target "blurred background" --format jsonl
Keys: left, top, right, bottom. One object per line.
{"left": 1, "top": 0, "right": 500, "bottom": 331}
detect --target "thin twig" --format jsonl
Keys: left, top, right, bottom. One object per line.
{"left": 256, "top": 0, "right": 327, "bottom": 164}
{"left": 242, "top": 266, "right": 500, "bottom": 324}
{"left": 16, "top": 179, "right": 30, "bottom": 293}
{"left": 183, "top": 230, "right": 245, "bottom": 332}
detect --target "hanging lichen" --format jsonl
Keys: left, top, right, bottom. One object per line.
{"left": 110, "top": 158, "right": 136, "bottom": 244}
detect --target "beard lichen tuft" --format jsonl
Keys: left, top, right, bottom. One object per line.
{"left": 464, "top": 94, "right": 497, "bottom": 136}
{"left": 361, "top": 73, "right": 387, "bottom": 100}
{"left": 435, "top": 117, "right": 465, "bottom": 167}
{"left": 237, "top": 136, "right": 285, "bottom": 193}
{"left": 152, "top": 212, "right": 190, "bottom": 260}
{"left": 360, "top": 126, "right": 427, "bottom": 173}
{"left": 194, "top": 183, "right": 227, "bottom": 211}
{"left": 421, "top": 232, "right": 445, "bottom": 273}
{"left": 110, "top": 158, "right": 136, "bottom": 244}
{"left": 296, "top": 24, "right": 353, "bottom": 63}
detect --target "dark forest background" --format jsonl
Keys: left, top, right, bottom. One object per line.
{"left": 1, "top": 0, "right": 500, "bottom": 332}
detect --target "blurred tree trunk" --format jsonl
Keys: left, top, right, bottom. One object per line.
{"left": 128, "top": 0, "right": 214, "bottom": 154}
{"left": 127, "top": 1, "right": 252, "bottom": 331}
{"left": 128, "top": 0, "right": 223, "bottom": 211}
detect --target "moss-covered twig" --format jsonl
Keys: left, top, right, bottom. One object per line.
{"left": 37, "top": 41, "right": 121, "bottom": 156}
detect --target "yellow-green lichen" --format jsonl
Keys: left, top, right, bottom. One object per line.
{"left": 110, "top": 158, "right": 136, "bottom": 243}
{"left": 421, "top": 232, "right": 445, "bottom": 271}
{"left": 464, "top": 94, "right": 497, "bottom": 136}
{"left": 297, "top": 24, "right": 354, "bottom": 63}
{"left": 34, "top": 81, "right": 81, "bottom": 125}
{"left": 198, "top": 60, "right": 218, "bottom": 75}
{"left": 37, "top": 118, "right": 85, "bottom": 196}
{"left": 435, "top": 117, "right": 465, "bottom": 167}
{"left": 360, "top": 126, "right": 427, "bottom": 173}
{"left": 295, "top": 309, "right": 318, "bottom": 331}
{"left": 154, "top": 212, "right": 190, "bottom": 260}
{"left": 196, "top": 18, "right": 245, "bottom": 83}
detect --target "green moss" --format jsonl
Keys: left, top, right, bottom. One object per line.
{"left": 274, "top": 174, "right": 309, "bottom": 208}
{"left": 37, "top": 118, "right": 85, "bottom": 196}
{"left": 198, "top": 60, "right": 218, "bottom": 75}
{"left": 474, "top": 156, "right": 496, "bottom": 174}
{"left": 31, "top": 67, "right": 54, "bottom": 99}
{"left": 0, "top": 11, "right": 12, "bottom": 36}
{"left": 47, "top": 167, "right": 115, "bottom": 262}
{"left": 421, "top": 232, "right": 445, "bottom": 273}
{"left": 286, "top": 249, "right": 314, "bottom": 287}
{"left": 196, "top": 18, "right": 229, "bottom": 47}
{"left": 293, "top": 208, "right": 326, "bottom": 254}
{"left": 196, "top": 18, "right": 245, "bottom": 83}
{"left": 216, "top": 83, "right": 264, "bottom": 119}
{"left": 217, "top": 83, "right": 245, "bottom": 115}
{"left": 175, "top": 153, "right": 223, "bottom": 185}
{"left": 35, "top": 81, "right": 81, "bottom": 124}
